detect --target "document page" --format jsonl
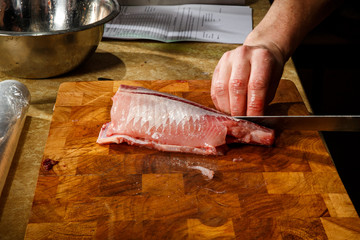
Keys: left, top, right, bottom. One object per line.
{"left": 103, "top": 4, "right": 252, "bottom": 44}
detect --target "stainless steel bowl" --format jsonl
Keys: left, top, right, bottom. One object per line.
{"left": 0, "top": 0, "right": 119, "bottom": 78}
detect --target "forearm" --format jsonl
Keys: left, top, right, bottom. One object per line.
{"left": 245, "top": 0, "right": 344, "bottom": 62}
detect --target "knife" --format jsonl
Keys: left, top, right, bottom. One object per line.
{"left": 234, "top": 115, "right": 360, "bottom": 131}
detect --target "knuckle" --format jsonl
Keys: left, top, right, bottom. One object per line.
{"left": 248, "top": 101, "right": 264, "bottom": 113}
{"left": 229, "top": 77, "right": 247, "bottom": 94}
{"left": 255, "top": 48, "right": 276, "bottom": 64}
{"left": 213, "top": 81, "right": 227, "bottom": 96}
{"left": 210, "top": 92, "right": 217, "bottom": 102}
{"left": 257, "top": 47, "right": 271, "bottom": 56}
{"left": 221, "top": 51, "right": 232, "bottom": 60}
{"left": 234, "top": 46, "right": 248, "bottom": 57}
{"left": 231, "top": 106, "right": 242, "bottom": 115}
{"left": 249, "top": 78, "right": 267, "bottom": 90}
{"left": 230, "top": 95, "right": 245, "bottom": 116}
{"left": 248, "top": 95, "right": 264, "bottom": 113}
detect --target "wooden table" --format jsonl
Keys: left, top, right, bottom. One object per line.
{"left": 0, "top": 0, "right": 359, "bottom": 239}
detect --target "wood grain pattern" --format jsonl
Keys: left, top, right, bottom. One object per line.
{"left": 25, "top": 80, "right": 360, "bottom": 239}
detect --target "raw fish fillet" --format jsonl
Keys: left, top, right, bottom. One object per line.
{"left": 97, "top": 85, "right": 275, "bottom": 155}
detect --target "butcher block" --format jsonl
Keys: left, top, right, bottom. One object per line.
{"left": 25, "top": 79, "right": 360, "bottom": 239}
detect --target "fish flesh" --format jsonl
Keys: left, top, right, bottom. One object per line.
{"left": 97, "top": 85, "right": 274, "bottom": 155}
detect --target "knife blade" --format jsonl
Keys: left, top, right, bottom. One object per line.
{"left": 234, "top": 115, "right": 360, "bottom": 131}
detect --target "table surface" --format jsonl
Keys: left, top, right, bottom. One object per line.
{"left": 0, "top": 0, "right": 357, "bottom": 239}
{"left": 24, "top": 79, "right": 359, "bottom": 239}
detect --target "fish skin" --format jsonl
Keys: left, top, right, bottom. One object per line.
{"left": 97, "top": 85, "right": 275, "bottom": 155}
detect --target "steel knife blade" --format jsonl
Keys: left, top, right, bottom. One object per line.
{"left": 234, "top": 115, "right": 360, "bottom": 131}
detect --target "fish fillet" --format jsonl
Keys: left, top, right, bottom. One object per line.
{"left": 97, "top": 85, "right": 275, "bottom": 155}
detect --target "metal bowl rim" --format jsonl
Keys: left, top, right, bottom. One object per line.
{"left": 0, "top": 0, "right": 120, "bottom": 37}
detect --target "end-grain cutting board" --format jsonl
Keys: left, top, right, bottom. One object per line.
{"left": 25, "top": 80, "right": 360, "bottom": 239}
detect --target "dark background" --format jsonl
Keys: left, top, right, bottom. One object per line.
{"left": 290, "top": 1, "right": 360, "bottom": 213}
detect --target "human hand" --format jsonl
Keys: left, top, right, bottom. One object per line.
{"left": 211, "top": 44, "right": 284, "bottom": 116}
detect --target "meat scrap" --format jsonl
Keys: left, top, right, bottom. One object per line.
{"left": 42, "top": 158, "right": 59, "bottom": 171}
{"left": 189, "top": 166, "right": 215, "bottom": 179}
{"left": 97, "top": 85, "right": 275, "bottom": 155}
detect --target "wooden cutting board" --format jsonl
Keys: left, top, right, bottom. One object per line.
{"left": 25, "top": 80, "right": 360, "bottom": 239}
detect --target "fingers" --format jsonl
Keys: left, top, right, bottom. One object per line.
{"left": 211, "top": 45, "right": 280, "bottom": 116}
{"left": 228, "top": 56, "right": 250, "bottom": 116}
{"left": 212, "top": 47, "right": 251, "bottom": 116}
{"left": 211, "top": 63, "right": 220, "bottom": 110}
{"left": 247, "top": 49, "right": 273, "bottom": 116}
{"left": 211, "top": 52, "right": 232, "bottom": 114}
